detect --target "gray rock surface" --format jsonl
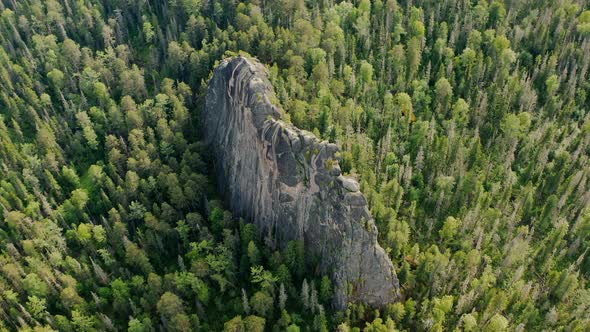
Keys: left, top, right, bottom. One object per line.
{"left": 203, "top": 56, "right": 400, "bottom": 309}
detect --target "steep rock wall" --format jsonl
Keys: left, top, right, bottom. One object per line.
{"left": 203, "top": 56, "right": 399, "bottom": 309}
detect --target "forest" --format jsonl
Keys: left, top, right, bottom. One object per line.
{"left": 0, "top": 0, "right": 589, "bottom": 331}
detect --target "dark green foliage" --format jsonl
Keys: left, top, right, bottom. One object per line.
{"left": 0, "top": 0, "right": 589, "bottom": 331}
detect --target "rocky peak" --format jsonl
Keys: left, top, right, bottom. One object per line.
{"left": 203, "top": 56, "right": 400, "bottom": 309}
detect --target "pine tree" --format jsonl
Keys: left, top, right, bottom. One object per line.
{"left": 279, "top": 283, "right": 287, "bottom": 312}
{"left": 242, "top": 288, "right": 250, "bottom": 314}
{"left": 301, "top": 279, "right": 310, "bottom": 311}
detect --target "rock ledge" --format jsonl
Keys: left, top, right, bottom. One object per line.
{"left": 203, "top": 56, "right": 400, "bottom": 308}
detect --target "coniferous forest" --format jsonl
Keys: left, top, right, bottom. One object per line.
{"left": 0, "top": 0, "right": 590, "bottom": 331}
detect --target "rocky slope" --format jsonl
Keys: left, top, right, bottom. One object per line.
{"left": 203, "top": 56, "right": 400, "bottom": 309}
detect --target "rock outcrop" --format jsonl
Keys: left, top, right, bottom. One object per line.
{"left": 203, "top": 56, "right": 399, "bottom": 309}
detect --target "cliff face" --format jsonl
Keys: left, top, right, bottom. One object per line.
{"left": 204, "top": 56, "right": 399, "bottom": 309}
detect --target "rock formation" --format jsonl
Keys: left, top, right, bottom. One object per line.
{"left": 203, "top": 56, "right": 399, "bottom": 309}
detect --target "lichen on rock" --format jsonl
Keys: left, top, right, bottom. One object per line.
{"left": 203, "top": 56, "right": 400, "bottom": 309}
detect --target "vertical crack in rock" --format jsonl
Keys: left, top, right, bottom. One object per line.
{"left": 204, "top": 56, "right": 400, "bottom": 309}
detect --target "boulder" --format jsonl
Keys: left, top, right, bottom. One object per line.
{"left": 203, "top": 56, "right": 400, "bottom": 309}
